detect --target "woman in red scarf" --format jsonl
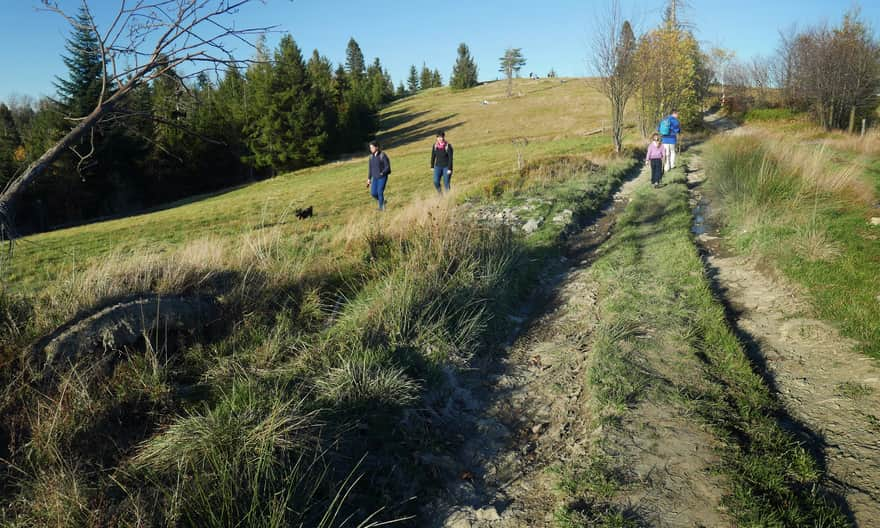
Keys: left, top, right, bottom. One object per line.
{"left": 430, "top": 131, "right": 454, "bottom": 194}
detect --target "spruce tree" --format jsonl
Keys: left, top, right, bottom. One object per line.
{"left": 250, "top": 35, "right": 328, "bottom": 171}
{"left": 407, "top": 65, "right": 420, "bottom": 92}
{"left": 420, "top": 63, "right": 433, "bottom": 90}
{"left": 0, "top": 104, "right": 22, "bottom": 189}
{"left": 451, "top": 43, "right": 479, "bottom": 89}
{"left": 345, "top": 37, "right": 366, "bottom": 82}
{"left": 432, "top": 69, "right": 443, "bottom": 88}
{"left": 54, "top": 5, "right": 105, "bottom": 118}
{"left": 396, "top": 81, "right": 406, "bottom": 98}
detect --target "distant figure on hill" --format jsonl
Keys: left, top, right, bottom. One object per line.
{"left": 367, "top": 140, "right": 391, "bottom": 211}
{"left": 430, "top": 131, "right": 454, "bottom": 194}
{"left": 658, "top": 110, "right": 681, "bottom": 171}
{"left": 645, "top": 133, "right": 666, "bottom": 187}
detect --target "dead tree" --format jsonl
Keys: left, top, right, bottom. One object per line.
{"left": 591, "top": 0, "right": 638, "bottom": 154}
{"left": 0, "top": 0, "right": 272, "bottom": 244}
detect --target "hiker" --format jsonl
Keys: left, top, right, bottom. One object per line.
{"left": 430, "top": 131, "right": 454, "bottom": 193}
{"left": 658, "top": 110, "right": 681, "bottom": 171}
{"left": 646, "top": 133, "right": 665, "bottom": 187}
{"left": 367, "top": 140, "right": 391, "bottom": 211}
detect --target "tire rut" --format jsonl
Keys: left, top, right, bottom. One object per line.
{"left": 689, "top": 147, "right": 880, "bottom": 526}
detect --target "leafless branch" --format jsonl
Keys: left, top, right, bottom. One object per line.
{"left": 0, "top": 0, "right": 274, "bottom": 243}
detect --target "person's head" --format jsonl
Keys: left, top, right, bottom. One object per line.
{"left": 671, "top": 109, "right": 679, "bottom": 118}
{"left": 651, "top": 133, "right": 660, "bottom": 143}
{"left": 436, "top": 131, "right": 446, "bottom": 142}
{"left": 369, "top": 140, "right": 379, "bottom": 154}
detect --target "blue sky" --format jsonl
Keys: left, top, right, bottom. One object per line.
{"left": 1, "top": 0, "right": 878, "bottom": 103}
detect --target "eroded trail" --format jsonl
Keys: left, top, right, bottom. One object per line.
{"left": 424, "top": 163, "right": 729, "bottom": 527}
{"left": 690, "top": 150, "right": 880, "bottom": 526}
{"left": 423, "top": 168, "right": 645, "bottom": 527}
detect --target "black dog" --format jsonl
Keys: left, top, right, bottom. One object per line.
{"left": 295, "top": 206, "right": 313, "bottom": 220}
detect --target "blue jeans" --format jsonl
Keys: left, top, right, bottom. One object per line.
{"left": 433, "top": 166, "right": 451, "bottom": 193}
{"left": 370, "top": 176, "right": 387, "bottom": 210}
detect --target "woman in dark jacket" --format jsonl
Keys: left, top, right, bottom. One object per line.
{"left": 430, "top": 130, "right": 454, "bottom": 194}
{"left": 367, "top": 140, "right": 391, "bottom": 211}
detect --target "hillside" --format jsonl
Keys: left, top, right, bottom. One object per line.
{"left": 3, "top": 78, "right": 620, "bottom": 292}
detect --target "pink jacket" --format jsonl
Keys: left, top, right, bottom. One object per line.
{"left": 646, "top": 142, "right": 665, "bottom": 161}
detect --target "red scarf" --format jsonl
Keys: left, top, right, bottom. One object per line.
{"left": 436, "top": 139, "right": 447, "bottom": 150}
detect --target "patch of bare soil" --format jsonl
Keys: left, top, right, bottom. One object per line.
{"left": 689, "top": 150, "right": 880, "bottom": 526}
{"left": 422, "top": 166, "right": 729, "bottom": 527}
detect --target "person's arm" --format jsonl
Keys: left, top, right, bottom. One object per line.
{"left": 448, "top": 144, "right": 453, "bottom": 172}
{"left": 382, "top": 153, "right": 391, "bottom": 177}
{"left": 430, "top": 146, "right": 436, "bottom": 169}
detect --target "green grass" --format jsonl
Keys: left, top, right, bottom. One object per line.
{"left": 0, "top": 80, "right": 641, "bottom": 525}
{"left": 705, "top": 131, "right": 880, "bottom": 358}
{"left": 2, "top": 78, "right": 629, "bottom": 294}
{"left": 554, "top": 161, "right": 848, "bottom": 527}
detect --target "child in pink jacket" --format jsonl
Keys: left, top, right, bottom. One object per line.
{"left": 645, "top": 133, "right": 665, "bottom": 187}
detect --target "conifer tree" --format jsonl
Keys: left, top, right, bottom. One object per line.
{"left": 420, "top": 63, "right": 433, "bottom": 89}
{"left": 407, "top": 65, "right": 420, "bottom": 92}
{"left": 451, "top": 43, "right": 479, "bottom": 89}
{"left": 54, "top": 5, "right": 105, "bottom": 119}
{"left": 432, "top": 69, "right": 443, "bottom": 88}
{"left": 499, "top": 48, "right": 527, "bottom": 96}
{"left": 250, "top": 35, "right": 328, "bottom": 171}
{"left": 0, "top": 104, "right": 22, "bottom": 189}
{"left": 345, "top": 37, "right": 366, "bottom": 82}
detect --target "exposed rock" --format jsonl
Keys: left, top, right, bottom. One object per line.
{"left": 474, "top": 505, "right": 502, "bottom": 522}
{"left": 869, "top": 217, "right": 880, "bottom": 226}
{"left": 552, "top": 209, "right": 574, "bottom": 224}
{"left": 522, "top": 217, "right": 544, "bottom": 234}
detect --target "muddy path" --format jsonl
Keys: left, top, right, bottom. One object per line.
{"left": 688, "top": 142, "right": 880, "bottom": 526}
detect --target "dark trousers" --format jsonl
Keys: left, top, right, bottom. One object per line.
{"left": 370, "top": 176, "right": 387, "bottom": 210}
{"left": 650, "top": 159, "right": 663, "bottom": 185}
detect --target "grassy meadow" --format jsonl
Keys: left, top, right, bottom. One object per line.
{"left": 0, "top": 79, "right": 641, "bottom": 526}
{"left": 1, "top": 78, "right": 622, "bottom": 293}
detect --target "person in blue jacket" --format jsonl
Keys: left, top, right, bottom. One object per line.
{"left": 659, "top": 110, "right": 681, "bottom": 171}
{"left": 367, "top": 140, "right": 391, "bottom": 211}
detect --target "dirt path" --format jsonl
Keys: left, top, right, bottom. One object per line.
{"left": 423, "top": 162, "right": 729, "bottom": 527}
{"left": 422, "top": 168, "right": 644, "bottom": 527}
{"left": 689, "top": 145, "right": 880, "bottom": 527}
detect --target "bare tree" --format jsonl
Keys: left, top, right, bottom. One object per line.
{"left": 591, "top": 0, "right": 638, "bottom": 154}
{"left": 0, "top": 0, "right": 271, "bottom": 243}
{"left": 709, "top": 47, "right": 735, "bottom": 108}
{"left": 749, "top": 55, "right": 773, "bottom": 105}
{"left": 776, "top": 10, "right": 880, "bottom": 131}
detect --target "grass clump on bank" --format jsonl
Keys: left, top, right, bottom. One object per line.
{"left": 554, "top": 163, "right": 848, "bottom": 527}
{"left": 705, "top": 130, "right": 880, "bottom": 358}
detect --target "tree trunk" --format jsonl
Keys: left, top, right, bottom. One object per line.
{"left": 0, "top": 102, "right": 112, "bottom": 239}
{"left": 848, "top": 106, "right": 856, "bottom": 134}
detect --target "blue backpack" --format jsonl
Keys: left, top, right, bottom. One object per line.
{"left": 659, "top": 117, "right": 672, "bottom": 136}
